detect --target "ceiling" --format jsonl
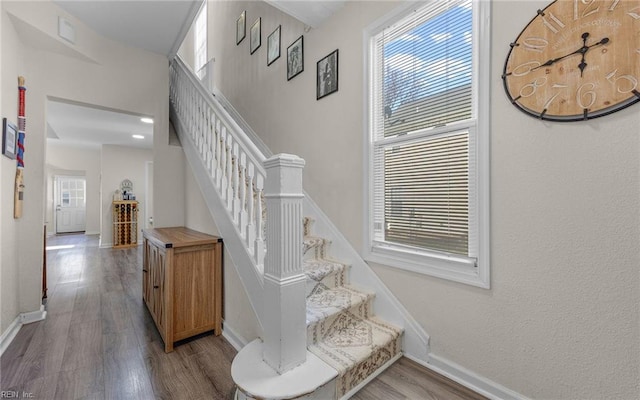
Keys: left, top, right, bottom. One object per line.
{"left": 53, "top": 0, "right": 202, "bottom": 57}
{"left": 46, "top": 1, "right": 201, "bottom": 150}
{"left": 47, "top": 99, "right": 154, "bottom": 150}
{"left": 45, "top": 0, "right": 342, "bottom": 151}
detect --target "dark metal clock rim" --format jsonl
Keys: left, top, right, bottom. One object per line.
{"left": 502, "top": 87, "right": 640, "bottom": 122}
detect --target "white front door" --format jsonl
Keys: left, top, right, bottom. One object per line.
{"left": 56, "top": 176, "right": 86, "bottom": 233}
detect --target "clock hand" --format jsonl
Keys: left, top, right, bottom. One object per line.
{"left": 530, "top": 34, "right": 609, "bottom": 71}
{"left": 578, "top": 32, "right": 590, "bottom": 77}
{"left": 577, "top": 34, "right": 610, "bottom": 77}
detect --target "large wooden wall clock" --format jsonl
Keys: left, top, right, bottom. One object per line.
{"left": 502, "top": 0, "right": 640, "bottom": 121}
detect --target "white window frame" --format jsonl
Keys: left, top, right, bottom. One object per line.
{"left": 194, "top": 1, "right": 207, "bottom": 79}
{"left": 363, "top": 0, "right": 491, "bottom": 288}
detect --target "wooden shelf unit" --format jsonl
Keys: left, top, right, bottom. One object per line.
{"left": 112, "top": 200, "right": 139, "bottom": 248}
{"left": 142, "top": 227, "right": 223, "bottom": 352}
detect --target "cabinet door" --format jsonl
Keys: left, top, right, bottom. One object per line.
{"left": 151, "top": 247, "right": 167, "bottom": 333}
{"left": 172, "top": 245, "right": 216, "bottom": 341}
{"left": 142, "top": 239, "right": 152, "bottom": 305}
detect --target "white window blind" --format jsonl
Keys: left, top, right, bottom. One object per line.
{"left": 372, "top": 0, "right": 474, "bottom": 259}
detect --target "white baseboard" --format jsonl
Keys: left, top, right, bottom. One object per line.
{"left": 99, "top": 242, "right": 113, "bottom": 248}
{"left": 84, "top": 231, "right": 100, "bottom": 236}
{"left": 222, "top": 321, "right": 249, "bottom": 352}
{"left": 0, "top": 316, "right": 22, "bottom": 356}
{"left": 1, "top": 305, "right": 47, "bottom": 356}
{"left": 405, "top": 353, "right": 529, "bottom": 400}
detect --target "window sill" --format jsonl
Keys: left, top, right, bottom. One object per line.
{"left": 364, "top": 245, "right": 489, "bottom": 289}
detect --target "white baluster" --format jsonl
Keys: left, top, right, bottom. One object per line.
{"left": 245, "top": 163, "right": 255, "bottom": 250}
{"left": 215, "top": 120, "right": 223, "bottom": 188}
{"left": 207, "top": 111, "right": 214, "bottom": 174}
{"left": 231, "top": 143, "right": 240, "bottom": 223}
{"left": 226, "top": 136, "right": 234, "bottom": 211}
{"left": 238, "top": 152, "right": 248, "bottom": 235}
{"left": 220, "top": 129, "right": 228, "bottom": 201}
{"left": 254, "top": 174, "right": 265, "bottom": 269}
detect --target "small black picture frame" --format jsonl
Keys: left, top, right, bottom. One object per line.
{"left": 2, "top": 118, "right": 17, "bottom": 159}
{"left": 236, "top": 10, "right": 246, "bottom": 45}
{"left": 267, "top": 25, "right": 281, "bottom": 66}
{"left": 250, "top": 17, "right": 261, "bottom": 54}
{"left": 317, "top": 49, "right": 339, "bottom": 100}
{"left": 287, "top": 35, "right": 304, "bottom": 81}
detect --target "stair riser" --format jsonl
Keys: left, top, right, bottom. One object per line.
{"left": 304, "top": 238, "right": 329, "bottom": 259}
{"left": 303, "top": 217, "right": 314, "bottom": 237}
{"left": 307, "top": 298, "right": 372, "bottom": 345}
{"left": 335, "top": 334, "right": 402, "bottom": 398}
{"left": 305, "top": 268, "right": 348, "bottom": 298}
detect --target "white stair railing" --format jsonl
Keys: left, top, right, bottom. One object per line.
{"left": 170, "top": 57, "right": 267, "bottom": 271}
{"left": 169, "top": 56, "right": 307, "bottom": 373}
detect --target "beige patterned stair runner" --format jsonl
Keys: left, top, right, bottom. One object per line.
{"left": 302, "top": 217, "right": 403, "bottom": 397}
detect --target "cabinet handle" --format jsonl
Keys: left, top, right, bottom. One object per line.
{"left": 154, "top": 285, "right": 159, "bottom": 289}
{"left": 143, "top": 269, "right": 148, "bottom": 273}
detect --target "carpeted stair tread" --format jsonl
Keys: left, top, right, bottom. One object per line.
{"left": 304, "top": 258, "right": 347, "bottom": 279}
{"left": 308, "top": 313, "right": 403, "bottom": 397}
{"left": 306, "top": 285, "right": 373, "bottom": 327}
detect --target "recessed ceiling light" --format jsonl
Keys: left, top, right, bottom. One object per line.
{"left": 140, "top": 117, "right": 153, "bottom": 124}
{"left": 132, "top": 134, "right": 145, "bottom": 139}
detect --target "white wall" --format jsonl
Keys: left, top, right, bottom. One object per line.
{"left": 0, "top": 0, "right": 184, "bottom": 335}
{"left": 45, "top": 141, "right": 101, "bottom": 235}
{"left": 204, "top": 1, "right": 639, "bottom": 398}
{"left": 100, "top": 144, "right": 152, "bottom": 246}
{"left": 183, "top": 158, "right": 260, "bottom": 344}
{"left": 0, "top": 3, "right": 25, "bottom": 334}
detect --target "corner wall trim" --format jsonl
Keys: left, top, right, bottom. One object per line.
{"left": 20, "top": 305, "right": 47, "bottom": 325}
{"left": 1, "top": 306, "right": 47, "bottom": 356}
{"left": 222, "top": 321, "right": 249, "bottom": 352}
{"left": 405, "top": 353, "right": 530, "bottom": 400}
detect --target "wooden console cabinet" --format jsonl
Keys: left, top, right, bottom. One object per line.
{"left": 142, "top": 227, "right": 223, "bottom": 352}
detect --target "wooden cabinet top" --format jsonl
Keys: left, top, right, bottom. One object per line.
{"left": 143, "top": 227, "right": 222, "bottom": 249}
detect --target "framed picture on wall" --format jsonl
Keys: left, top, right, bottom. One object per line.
{"left": 236, "top": 10, "right": 246, "bottom": 45}
{"left": 250, "top": 18, "right": 261, "bottom": 54}
{"left": 287, "top": 35, "right": 304, "bottom": 81}
{"left": 317, "top": 49, "right": 338, "bottom": 100}
{"left": 2, "top": 118, "right": 17, "bottom": 160}
{"left": 267, "top": 25, "right": 281, "bottom": 66}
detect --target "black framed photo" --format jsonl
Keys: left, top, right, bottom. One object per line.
{"left": 250, "top": 17, "right": 261, "bottom": 54}
{"left": 287, "top": 35, "right": 304, "bottom": 81}
{"left": 317, "top": 49, "right": 338, "bottom": 100}
{"left": 236, "top": 10, "right": 246, "bottom": 45}
{"left": 267, "top": 25, "right": 281, "bottom": 66}
{"left": 2, "top": 118, "right": 17, "bottom": 159}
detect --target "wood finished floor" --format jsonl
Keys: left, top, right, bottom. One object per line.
{"left": 0, "top": 233, "right": 487, "bottom": 400}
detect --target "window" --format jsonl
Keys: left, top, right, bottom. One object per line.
{"left": 365, "top": 0, "right": 490, "bottom": 288}
{"left": 195, "top": 2, "right": 207, "bottom": 79}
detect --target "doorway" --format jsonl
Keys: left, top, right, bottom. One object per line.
{"left": 55, "top": 175, "right": 87, "bottom": 233}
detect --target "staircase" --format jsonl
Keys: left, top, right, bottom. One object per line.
{"left": 303, "top": 217, "right": 403, "bottom": 397}
{"left": 169, "top": 56, "right": 424, "bottom": 399}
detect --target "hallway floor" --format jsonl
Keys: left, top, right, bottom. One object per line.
{"left": 0, "top": 233, "right": 486, "bottom": 400}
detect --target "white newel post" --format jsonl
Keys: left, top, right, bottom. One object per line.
{"left": 262, "top": 154, "right": 307, "bottom": 374}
